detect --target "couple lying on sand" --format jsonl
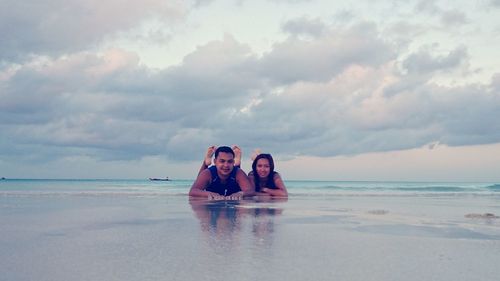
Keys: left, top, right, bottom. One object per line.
{"left": 189, "top": 146, "right": 288, "bottom": 200}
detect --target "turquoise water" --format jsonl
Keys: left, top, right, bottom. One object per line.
{"left": 1, "top": 178, "right": 498, "bottom": 196}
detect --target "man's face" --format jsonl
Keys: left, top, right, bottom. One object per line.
{"left": 214, "top": 152, "right": 235, "bottom": 177}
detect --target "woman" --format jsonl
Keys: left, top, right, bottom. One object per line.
{"left": 248, "top": 153, "right": 288, "bottom": 197}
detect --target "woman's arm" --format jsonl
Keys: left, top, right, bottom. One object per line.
{"left": 248, "top": 171, "right": 270, "bottom": 197}
{"left": 261, "top": 173, "right": 288, "bottom": 197}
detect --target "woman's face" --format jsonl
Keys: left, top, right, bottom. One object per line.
{"left": 256, "top": 158, "right": 271, "bottom": 179}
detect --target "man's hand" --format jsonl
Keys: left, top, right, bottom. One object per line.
{"left": 207, "top": 192, "right": 225, "bottom": 200}
{"left": 225, "top": 191, "right": 244, "bottom": 200}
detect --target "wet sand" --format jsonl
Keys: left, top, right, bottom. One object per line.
{"left": 1, "top": 193, "right": 499, "bottom": 281}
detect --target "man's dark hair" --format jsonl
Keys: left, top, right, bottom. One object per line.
{"left": 214, "top": 146, "right": 235, "bottom": 159}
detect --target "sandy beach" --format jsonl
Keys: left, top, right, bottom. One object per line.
{"left": 1, "top": 181, "right": 499, "bottom": 281}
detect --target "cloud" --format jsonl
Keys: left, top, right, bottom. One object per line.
{"left": 440, "top": 10, "right": 468, "bottom": 26}
{"left": 0, "top": 0, "right": 186, "bottom": 61}
{"left": 193, "top": 0, "right": 216, "bottom": 7}
{"left": 1, "top": 19, "right": 499, "bottom": 165}
{"left": 260, "top": 22, "right": 396, "bottom": 84}
{"left": 240, "top": 68, "right": 500, "bottom": 157}
{"left": 0, "top": 36, "right": 263, "bottom": 162}
{"left": 414, "top": 0, "right": 468, "bottom": 27}
{"left": 282, "top": 17, "right": 327, "bottom": 37}
{"left": 492, "top": 73, "right": 500, "bottom": 90}
{"left": 268, "top": 0, "right": 312, "bottom": 3}
{"left": 402, "top": 45, "right": 468, "bottom": 74}
{"left": 1, "top": 49, "right": 164, "bottom": 161}
{"left": 490, "top": 0, "right": 500, "bottom": 8}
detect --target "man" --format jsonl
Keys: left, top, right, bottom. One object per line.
{"left": 189, "top": 146, "right": 254, "bottom": 200}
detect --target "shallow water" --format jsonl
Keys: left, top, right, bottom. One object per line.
{"left": 1, "top": 180, "right": 500, "bottom": 281}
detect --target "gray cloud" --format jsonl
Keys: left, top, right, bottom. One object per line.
{"left": 193, "top": 0, "right": 216, "bottom": 7}
{"left": 260, "top": 22, "right": 396, "bottom": 84}
{"left": 414, "top": 0, "right": 468, "bottom": 27}
{"left": 282, "top": 17, "right": 327, "bottom": 37}
{"left": 1, "top": 20, "right": 499, "bottom": 165}
{"left": 415, "top": 0, "right": 441, "bottom": 14}
{"left": 492, "top": 73, "right": 500, "bottom": 90}
{"left": 440, "top": 10, "right": 468, "bottom": 26}
{"left": 490, "top": 0, "right": 500, "bottom": 7}
{"left": 402, "top": 46, "right": 468, "bottom": 74}
{"left": 0, "top": 0, "right": 185, "bottom": 61}
{"left": 268, "top": 0, "right": 312, "bottom": 3}
{"left": 243, "top": 75, "right": 500, "bottom": 157}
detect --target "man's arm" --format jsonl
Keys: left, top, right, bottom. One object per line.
{"left": 189, "top": 169, "right": 221, "bottom": 199}
{"left": 247, "top": 171, "right": 256, "bottom": 190}
{"left": 235, "top": 169, "right": 255, "bottom": 197}
{"left": 198, "top": 146, "right": 216, "bottom": 175}
{"left": 197, "top": 161, "right": 209, "bottom": 176}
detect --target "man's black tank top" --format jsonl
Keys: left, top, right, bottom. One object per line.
{"left": 206, "top": 166, "right": 241, "bottom": 196}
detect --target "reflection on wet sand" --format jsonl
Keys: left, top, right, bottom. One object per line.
{"left": 189, "top": 197, "right": 287, "bottom": 246}
{"left": 190, "top": 199, "right": 243, "bottom": 236}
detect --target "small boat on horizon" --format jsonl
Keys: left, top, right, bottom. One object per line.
{"left": 149, "top": 177, "right": 170, "bottom": 181}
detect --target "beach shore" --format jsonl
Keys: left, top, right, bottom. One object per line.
{"left": 1, "top": 188, "right": 499, "bottom": 281}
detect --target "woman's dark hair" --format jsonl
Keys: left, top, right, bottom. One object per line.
{"left": 251, "top": 153, "right": 275, "bottom": 192}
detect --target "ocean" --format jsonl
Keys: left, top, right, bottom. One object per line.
{"left": 1, "top": 179, "right": 499, "bottom": 281}
{"left": 1, "top": 178, "right": 499, "bottom": 196}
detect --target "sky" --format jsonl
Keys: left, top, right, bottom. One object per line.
{"left": 1, "top": 0, "right": 499, "bottom": 181}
